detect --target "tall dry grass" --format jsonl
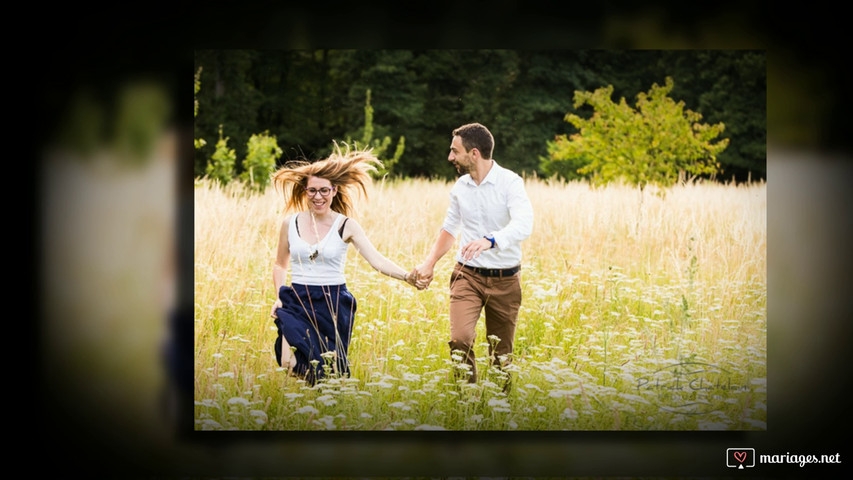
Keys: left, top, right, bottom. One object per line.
{"left": 194, "top": 176, "right": 766, "bottom": 431}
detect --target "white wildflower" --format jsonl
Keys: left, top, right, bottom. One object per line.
{"left": 481, "top": 380, "right": 499, "bottom": 390}
{"left": 698, "top": 421, "right": 729, "bottom": 430}
{"left": 314, "top": 416, "right": 336, "bottom": 430}
{"left": 560, "top": 408, "right": 578, "bottom": 420}
{"left": 415, "top": 424, "right": 446, "bottom": 431}
{"left": 200, "top": 419, "right": 223, "bottom": 430}
{"left": 389, "top": 402, "right": 411, "bottom": 411}
{"left": 744, "top": 418, "right": 766, "bottom": 429}
{"left": 617, "top": 393, "right": 651, "bottom": 405}
{"left": 365, "top": 381, "right": 393, "bottom": 389}
{"left": 548, "top": 388, "right": 582, "bottom": 398}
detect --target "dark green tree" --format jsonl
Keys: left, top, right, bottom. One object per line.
{"left": 193, "top": 50, "right": 765, "bottom": 182}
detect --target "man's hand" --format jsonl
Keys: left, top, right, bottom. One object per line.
{"left": 460, "top": 238, "right": 492, "bottom": 261}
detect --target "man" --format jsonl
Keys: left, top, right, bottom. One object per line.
{"left": 415, "top": 123, "right": 533, "bottom": 385}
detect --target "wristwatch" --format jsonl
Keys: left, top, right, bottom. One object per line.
{"left": 484, "top": 235, "right": 496, "bottom": 249}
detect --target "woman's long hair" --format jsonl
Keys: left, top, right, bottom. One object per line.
{"left": 272, "top": 143, "right": 382, "bottom": 218}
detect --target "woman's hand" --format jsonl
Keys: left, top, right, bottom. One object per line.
{"left": 270, "top": 298, "right": 282, "bottom": 318}
{"left": 405, "top": 269, "right": 426, "bottom": 290}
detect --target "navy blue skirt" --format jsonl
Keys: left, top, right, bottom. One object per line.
{"left": 273, "top": 283, "right": 357, "bottom": 384}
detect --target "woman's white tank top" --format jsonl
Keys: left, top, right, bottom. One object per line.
{"left": 288, "top": 212, "right": 349, "bottom": 285}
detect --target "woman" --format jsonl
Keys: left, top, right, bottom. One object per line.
{"left": 269, "top": 146, "right": 419, "bottom": 384}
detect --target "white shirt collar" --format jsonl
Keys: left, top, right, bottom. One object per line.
{"left": 462, "top": 160, "right": 499, "bottom": 186}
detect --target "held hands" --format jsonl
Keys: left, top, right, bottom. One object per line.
{"left": 402, "top": 265, "right": 432, "bottom": 290}
{"left": 404, "top": 268, "right": 428, "bottom": 290}
{"left": 406, "top": 237, "right": 490, "bottom": 290}
{"left": 412, "top": 264, "right": 434, "bottom": 290}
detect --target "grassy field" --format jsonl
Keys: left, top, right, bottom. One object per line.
{"left": 194, "top": 176, "right": 766, "bottom": 431}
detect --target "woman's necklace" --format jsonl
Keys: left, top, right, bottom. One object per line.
{"left": 308, "top": 211, "right": 326, "bottom": 262}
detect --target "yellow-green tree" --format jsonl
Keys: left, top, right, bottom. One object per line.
{"left": 240, "top": 131, "right": 282, "bottom": 190}
{"left": 205, "top": 125, "right": 236, "bottom": 184}
{"left": 543, "top": 77, "right": 729, "bottom": 189}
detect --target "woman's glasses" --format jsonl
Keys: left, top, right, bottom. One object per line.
{"left": 304, "top": 187, "right": 334, "bottom": 197}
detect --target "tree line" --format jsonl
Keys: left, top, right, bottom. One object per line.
{"left": 194, "top": 50, "right": 765, "bottom": 184}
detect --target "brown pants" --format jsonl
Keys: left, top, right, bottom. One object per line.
{"left": 448, "top": 263, "right": 522, "bottom": 383}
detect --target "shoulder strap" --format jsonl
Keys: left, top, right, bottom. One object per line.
{"left": 338, "top": 217, "right": 348, "bottom": 238}
{"left": 294, "top": 213, "right": 300, "bottom": 236}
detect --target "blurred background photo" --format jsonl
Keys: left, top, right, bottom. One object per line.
{"left": 34, "top": 4, "right": 851, "bottom": 477}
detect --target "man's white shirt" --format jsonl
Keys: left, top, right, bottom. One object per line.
{"left": 441, "top": 160, "right": 534, "bottom": 269}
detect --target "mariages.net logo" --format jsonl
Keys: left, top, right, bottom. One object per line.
{"left": 727, "top": 447, "right": 842, "bottom": 470}
{"left": 727, "top": 448, "right": 755, "bottom": 469}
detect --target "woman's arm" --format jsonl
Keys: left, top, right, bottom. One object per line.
{"left": 343, "top": 218, "right": 416, "bottom": 286}
{"left": 270, "top": 216, "right": 291, "bottom": 317}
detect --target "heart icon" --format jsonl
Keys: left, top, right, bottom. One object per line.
{"left": 734, "top": 451, "right": 747, "bottom": 463}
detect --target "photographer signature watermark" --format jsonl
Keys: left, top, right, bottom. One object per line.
{"left": 636, "top": 361, "right": 752, "bottom": 415}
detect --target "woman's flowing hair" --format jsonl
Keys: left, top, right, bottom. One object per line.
{"left": 272, "top": 143, "right": 382, "bottom": 218}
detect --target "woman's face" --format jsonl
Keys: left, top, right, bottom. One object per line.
{"left": 305, "top": 176, "right": 336, "bottom": 215}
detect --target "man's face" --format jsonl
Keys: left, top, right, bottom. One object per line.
{"left": 448, "top": 135, "right": 473, "bottom": 174}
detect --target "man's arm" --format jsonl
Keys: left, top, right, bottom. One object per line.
{"left": 490, "top": 175, "right": 533, "bottom": 249}
{"left": 416, "top": 185, "right": 461, "bottom": 288}
{"left": 415, "top": 228, "right": 456, "bottom": 288}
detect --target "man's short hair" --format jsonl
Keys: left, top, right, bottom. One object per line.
{"left": 453, "top": 123, "right": 494, "bottom": 159}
